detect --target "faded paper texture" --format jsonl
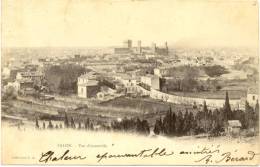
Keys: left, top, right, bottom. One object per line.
{"left": 1, "top": 0, "right": 260, "bottom": 165}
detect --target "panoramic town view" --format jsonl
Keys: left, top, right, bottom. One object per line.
{"left": 2, "top": 0, "right": 260, "bottom": 165}
{"left": 1, "top": 40, "right": 259, "bottom": 138}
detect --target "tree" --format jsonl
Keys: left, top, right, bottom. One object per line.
{"left": 181, "top": 66, "right": 199, "bottom": 92}
{"left": 168, "top": 106, "right": 176, "bottom": 135}
{"left": 183, "top": 110, "right": 190, "bottom": 135}
{"left": 136, "top": 118, "right": 142, "bottom": 132}
{"left": 203, "top": 65, "right": 229, "bottom": 77}
{"left": 71, "top": 118, "right": 76, "bottom": 129}
{"left": 85, "top": 118, "right": 90, "bottom": 130}
{"left": 78, "top": 122, "right": 82, "bottom": 129}
{"left": 64, "top": 112, "right": 69, "bottom": 128}
{"left": 188, "top": 112, "right": 196, "bottom": 135}
{"left": 162, "top": 109, "right": 172, "bottom": 135}
{"left": 203, "top": 101, "right": 208, "bottom": 113}
{"left": 2, "top": 86, "right": 17, "bottom": 101}
{"left": 181, "top": 77, "right": 198, "bottom": 92}
{"left": 44, "top": 64, "right": 87, "bottom": 94}
{"left": 136, "top": 119, "right": 150, "bottom": 135}
{"left": 255, "top": 100, "right": 259, "bottom": 133}
{"left": 89, "top": 123, "right": 94, "bottom": 130}
{"left": 223, "top": 91, "right": 232, "bottom": 120}
{"left": 202, "top": 101, "right": 210, "bottom": 132}
{"left": 141, "top": 120, "right": 150, "bottom": 135}
{"left": 35, "top": 118, "right": 39, "bottom": 129}
{"left": 48, "top": 120, "right": 54, "bottom": 129}
{"left": 43, "top": 122, "right": 46, "bottom": 129}
{"left": 255, "top": 100, "right": 259, "bottom": 113}
{"left": 245, "top": 101, "right": 254, "bottom": 128}
{"left": 175, "top": 111, "right": 183, "bottom": 136}
{"left": 153, "top": 117, "right": 163, "bottom": 135}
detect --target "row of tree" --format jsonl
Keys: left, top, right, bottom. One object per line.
{"left": 111, "top": 118, "right": 150, "bottom": 135}
{"left": 154, "top": 92, "right": 259, "bottom": 137}
{"left": 36, "top": 113, "right": 94, "bottom": 130}
{"left": 36, "top": 92, "right": 259, "bottom": 137}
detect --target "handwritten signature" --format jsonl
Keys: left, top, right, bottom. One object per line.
{"left": 195, "top": 150, "right": 259, "bottom": 164}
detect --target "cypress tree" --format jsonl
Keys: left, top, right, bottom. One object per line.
{"left": 48, "top": 120, "right": 53, "bottom": 129}
{"left": 255, "top": 100, "right": 259, "bottom": 113}
{"left": 78, "top": 122, "right": 82, "bottom": 129}
{"left": 85, "top": 118, "right": 90, "bottom": 130}
{"left": 89, "top": 122, "right": 94, "bottom": 130}
{"left": 255, "top": 100, "right": 259, "bottom": 132}
{"left": 64, "top": 112, "right": 69, "bottom": 128}
{"left": 43, "top": 122, "right": 46, "bottom": 129}
{"left": 224, "top": 91, "right": 232, "bottom": 120}
{"left": 154, "top": 118, "right": 163, "bottom": 135}
{"left": 141, "top": 120, "right": 150, "bottom": 135}
{"left": 35, "top": 117, "right": 39, "bottom": 129}
{"left": 202, "top": 101, "right": 209, "bottom": 132}
{"left": 183, "top": 110, "right": 190, "bottom": 135}
{"left": 162, "top": 109, "right": 172, "bottom": 135}
{"left": 170, "top": 112, "right": 176, "bottom": 135}
{"left": 189, "top": 112, "right": 196, "bottom": 135}
{"left": 175, "top": 111, "right": 183, "bottom": 136}
{"left": 245, "top": 100, "right": 253, "bottom": 128}
{"left": 203, "top": 101, "right": 208, "bottom": 113}
{"left": 71, "top": 117, "right": 76, "bottom": 129}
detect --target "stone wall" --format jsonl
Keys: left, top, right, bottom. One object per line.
{"left": 150, "top": 89, "right": 241, "bottom": 109}
{"left": 136, "top": 85, "right": 241, "bottom": 109}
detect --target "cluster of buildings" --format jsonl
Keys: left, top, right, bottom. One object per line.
{"left": 76, "top": 68, "right": 259, "bottom": 113}
{"left": 114, "top": 39, "right": 169, "bottom": 56}
{"left": 76, "top": 70, "right": 162, "bottom": 99}
{"left": 3, "top": 70, "right": 44, "bottom": 96}
{"left": 2, "top": 43, "right": 259, "bottom": 113}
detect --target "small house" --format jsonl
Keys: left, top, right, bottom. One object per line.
{"left": 225, "top": 120, "right": 242, "bottom": 137}
{"left": 247, "top": 87, "right": 259, "bottom": 108}
{"left": 77, "top": 74, "right": 100, "bottom": 98}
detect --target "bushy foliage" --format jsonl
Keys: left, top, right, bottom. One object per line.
{"left": 44, "top": 64, "right": 87, "bottom": 94}
{"left": 2, "top": 86, "right": 17, "bottom": 101}
{"left": 203, "top": 65, "right": 229, "bottom": 77}
{"left": 111, "top": 117, "right": 150, "bottom": 135}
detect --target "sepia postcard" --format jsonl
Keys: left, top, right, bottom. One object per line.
{"left": 1, "top": 0, "right": 260, "bottom": 165}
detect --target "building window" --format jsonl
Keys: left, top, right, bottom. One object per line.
{"left": 253, "top": 96, "right": 255, "bottom": 100}
{"left": 81, "top": 88, "right": 84, "bottom": 94}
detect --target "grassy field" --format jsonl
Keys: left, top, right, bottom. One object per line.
{"left": 2, "top": 96, "right": 198, "bottom": 130}
{"left": 99, "top": 96, "right": 197, "bottom": 125}
{"left": 100, "top": 97, "right": 196, "bottom": 113}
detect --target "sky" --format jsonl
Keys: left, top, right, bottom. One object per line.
{"left": 2, "top": 0, "right": 259, "bottom": 48}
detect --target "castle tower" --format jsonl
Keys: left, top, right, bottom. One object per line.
{"left": 137, "top": 40, "right": 142, "bottom": 54}
{"left": 123, "top": 40, "right": 132, "bottom": 49}
{"left": 165, "top": 42, "right": 169, "bottom": 55}
{"left": 151, "top": 42, "right": 157, "bottom": 54}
